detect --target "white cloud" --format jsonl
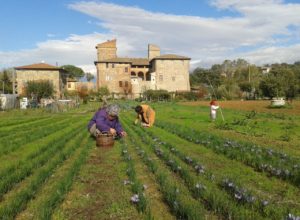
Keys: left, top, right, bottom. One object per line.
{"left": 0, "top": 33, "right": 108, "bottom": 75}
{"left": 1, "top": 0, "right": 300, "bottom": 72}
{"left": 68, "top": 1, "right": 300, "bottom": 66}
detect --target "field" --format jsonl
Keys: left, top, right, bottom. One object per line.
{"left": 0, "top": 100, "right": 299, "bottom": 220}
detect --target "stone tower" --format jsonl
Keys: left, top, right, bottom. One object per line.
{"left": 96, "top": 39, "right": 117, "bottom": 61}
{"left": 148, "top": 44, "right": 160, "bottom": 60}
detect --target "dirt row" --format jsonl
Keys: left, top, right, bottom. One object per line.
{"left": 181, "top": 100, "right": 300, "bottom": 115}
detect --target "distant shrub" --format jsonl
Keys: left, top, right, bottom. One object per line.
{"left": 175, "top": 91, "right": 198, "bottom": 101}
{"left": 143, "top": 89, "right": 171, "bottom": 102}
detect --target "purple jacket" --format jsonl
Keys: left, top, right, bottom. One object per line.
{"left": 87, "top": 108, "right": 124, "bottom": 134}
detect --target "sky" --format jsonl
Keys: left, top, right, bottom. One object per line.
{"left": 1, "top": 0, "right": 300, "bottom": 75}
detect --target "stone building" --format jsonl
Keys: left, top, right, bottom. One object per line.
{"left": 94, "top": 39, "right": 191, "bottom": 98}
{"left": 14, "top": 63, "right": 65, "bottom": 98}
{"left": 66, "top": 78, "right": 96, "bottom": 92}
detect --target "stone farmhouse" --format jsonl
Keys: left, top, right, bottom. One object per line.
{"left": 94, "top": 39, "right": 191, "bottom": 98}
{"left": 66, "top": 78, "right": 96, "bottom": 92}
{"left": 14, "top": 63, "right": 66, "bottom": 98}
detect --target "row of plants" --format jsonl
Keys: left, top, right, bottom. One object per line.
{"left": 0, "top": 120, "right": 85, "bottom": 173}
{"left": 133, "top": 122, "right": 300, "bottom": 219}
{"left": 0, "top": 115, "right": 74, "bottom": 140}
{"left": 0, "top": 115, "right": 48, "bottom": 128}
{"left": 123, "top": 118, "right": 270, "bottom": 219}
{"left": 155, "top": 120, "right": 300, "bottom": 187}
{"left": 0, "top": 124, "right": 87, "bottom": 219}
{"left": 119, "top": 139, "right": 150, "bottom": 215}
{"left": 26, "top": 134, "right": 93, "bottom": 219}
{"left": 0, "top": 117, "right": 77, "bottom": 155}
{"left": 0, "top": 125, "right": 85, "bottom": 200}
{"left": 0, "top": 117, "right": 52, "bottom": 136}
{"left": 122, "top": 120, "right": 209, "bottom": 220}
{"left": 123, "top": 115, "right": 299, "bottom": 219}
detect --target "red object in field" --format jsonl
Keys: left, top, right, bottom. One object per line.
{"left": 210, "top": 100, "right": 217, "bottom": 105}
{"left": 96, "top": 133, "right": 115, "bottom": 147}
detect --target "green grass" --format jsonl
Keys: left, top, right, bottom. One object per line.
{"left": 0, "top": 101, "right": 299, "bottom": 219}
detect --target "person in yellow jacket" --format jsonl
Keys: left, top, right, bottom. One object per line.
{"left": 134, "top": 105, "right": 155, "bottom": 127}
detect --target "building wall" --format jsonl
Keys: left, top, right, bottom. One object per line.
{"left": 95, "top": 41, "right": 191, "bottom": 97}
{"left": 96, "top": 40, "right": 117, "bottom": 61}
{"left": 97, "top": 63, "right": 132, "bottom": 94}
{"left": 154, "top": 59, "right": 190, "bottom": 92}
{"left": 16, "top": 70, "right": 61, "bottom": 98}
{"left": 148, "top": 44, "right": 160, "bottom": 60}
{"left": 67, "top": 81, "right": 76, "bottom": 91}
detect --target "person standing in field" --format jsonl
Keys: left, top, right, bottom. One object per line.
{"left": 87, "top": 104, "right": 127, "bottom": 137}
{"left": 210, "top": 100, "right": 219, "bottom": 121}
{"left": 134, "top": 104, "right": 155, "bottom": 127}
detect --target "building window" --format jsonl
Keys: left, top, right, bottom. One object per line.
{"left": 68, "top": 83, "right": 71, "bottom": 88}
{"left": 172, "top": 76, "right": 176, "bottom": 81}
{"left": 146, "top": 72, "right": 151, "bottom": 81}
{"left": 159, "top": 75, "right": 163, "bottom": 81}
{"left": 119, "top": 81, "right": 123, "bottom": 87}
{"left": 105, "top": 74, "right": 111, "bottom": 81}
{"left": 112, "top": 64, "right": 115, "bottom": 68}
{"left": 131, "top": 72, "right": 136, "bottom": 76}
{"left": 125, "top": 67, "right": 129, "bottom": 73}
{"left": 125, "top": 81, "right": 128, "bottom": 87}
{"left": 106, "top": 63, "right": 109, "bottom": 68}
{"left": 138, "top": 72, "right": 144, "bottom": 80}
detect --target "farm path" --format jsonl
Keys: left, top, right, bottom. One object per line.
{"left": 53, "top": 141, "right": 141, "bottom": 220}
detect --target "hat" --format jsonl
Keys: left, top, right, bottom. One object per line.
{"left": 106, "top": 104, "right": 120, "bottom": 116}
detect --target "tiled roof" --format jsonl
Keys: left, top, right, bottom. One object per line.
{"left": 152, "top": 54, "right": 190, "bottom": 60}
{"left": 15, "top": 63, "right": 62, "bottom": 70}
{"left": 96, "top": 58, "right": 150, "bottom": 66}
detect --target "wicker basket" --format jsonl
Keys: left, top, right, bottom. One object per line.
{"left": 96, "top": 133, "right": 115, "bottom": 147}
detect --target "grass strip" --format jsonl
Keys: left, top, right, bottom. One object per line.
{"left": 0, "top": 126, "right": 87, "bottom": 219}
{"left": 123, "top": 117, "right": 266, "bottom": 219}
{"left": 122, "top": 120, "right": 207, "bottom": 220}
{"left": 119, "top": 138, "right": 152, "bottom": 217}
{"left": 32, "top": 135, "right": 93, "bottom": 219}
{"left": 0, "top": 117, "right": 77, "bottom": 155}
{"left": 0, "top": 123, "right": 85, "bottom": 198}
{"left": 155, "top": 120, "right": 300, "bottom": 187}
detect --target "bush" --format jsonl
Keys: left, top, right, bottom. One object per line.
{"left": 25, "top": 80, "right": 54, "bottom": 101}
{"left": 175, "top": 91, "right": 198, "bottom": 101}
{"left": 143, "top": 89, "right": 171, "bottom": 101}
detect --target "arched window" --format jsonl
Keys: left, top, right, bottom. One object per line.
{"left": 146, "top": 72, "right": 151, "bottom": 81}
{"left": 138, "top": 72, "right": 144, "bottom": 80}
{"left": 131, "top": 72, "right": 136, "bottom": 77}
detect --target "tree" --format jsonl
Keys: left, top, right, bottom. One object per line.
{"left": 97, "top": 86, "right": 110, "bottom": 101}
{"left": 86, "top": 72, "right": 95, "bottom": 82}
{"left": 259, "top": 66, "right": 298, "bottom": 99}
{"left": 60, "top": 65, "right": 84, "bottom": 79}
{"left": 25, "top": 80, "right": 54, "bottom": 101}
{"left": 77, "top": 85, "right": 89, "bottom": 104}
{"left": 0, "top": 69, "right": 13, "bottom": 94}
{"left": 190, "top": 67, "right": 221, "bottom": 87}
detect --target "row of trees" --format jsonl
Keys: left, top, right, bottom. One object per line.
{"left": 190, "top": 59, "right": 300, "bottom": 100}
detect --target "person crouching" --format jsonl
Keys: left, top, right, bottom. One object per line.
{"left": 87, "top": 104, "right": 127, "bottom": 138}
{"left": 134, "top": 104, "right": 155, "bottom": 127}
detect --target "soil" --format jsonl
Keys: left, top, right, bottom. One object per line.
{"left": 181, "top": 100, "right": 300, "bottom": 115}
